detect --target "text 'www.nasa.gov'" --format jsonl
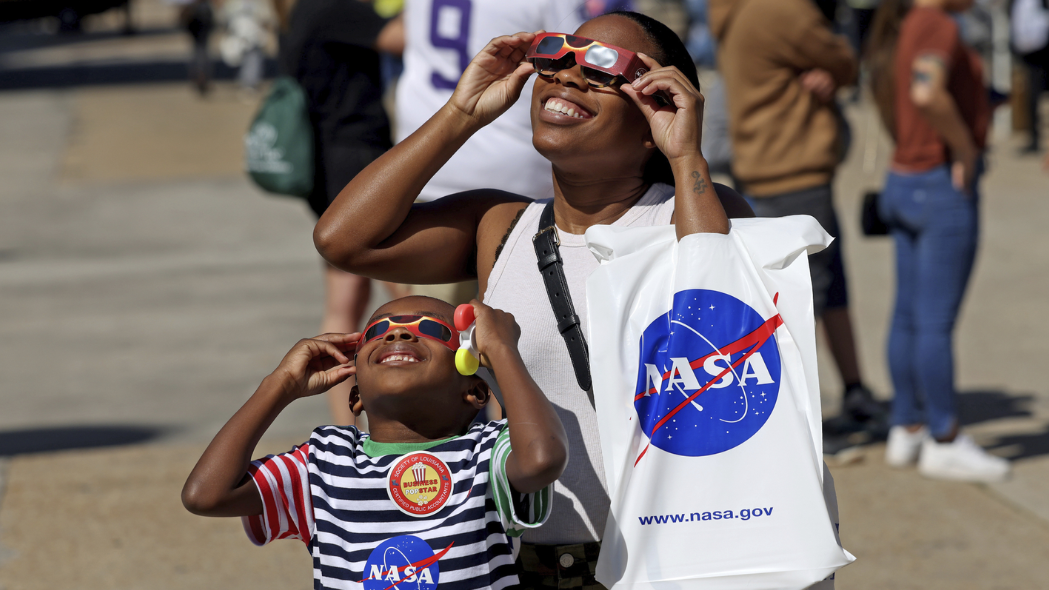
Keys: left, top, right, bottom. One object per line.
{"left": 638, "top": 507, "right": 773, "bottom": 525}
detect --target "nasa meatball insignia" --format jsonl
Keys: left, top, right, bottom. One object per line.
{"left": 363, "top": 534, "right": 452, "bottom": 590}
{"left": 634, "top": 289, "right": 783, "bottom": 459}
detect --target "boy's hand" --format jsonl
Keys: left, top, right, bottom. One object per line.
{"left": 270, "top": 333, "right": 359, "bottom": 401}
{"left": 466, "top": 300, "right": 521, "bottom": 367}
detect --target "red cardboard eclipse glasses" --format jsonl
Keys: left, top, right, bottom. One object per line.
{"left": 357, "top": 315, "right": 460, "bottom": 353}
{"left": 525, "top": 32, "right": 649, "bottom": 88}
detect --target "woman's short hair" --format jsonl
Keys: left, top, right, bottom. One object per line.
{"left": 601, "top": 11, "right": 699, "bottom": 185}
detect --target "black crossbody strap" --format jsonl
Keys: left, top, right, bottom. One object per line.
{"left": 533, "top": 202, "right": 594, "bottom": 403}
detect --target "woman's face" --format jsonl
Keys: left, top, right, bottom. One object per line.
{"left": 530, "top": 15, "right": 661, "bottom": 179}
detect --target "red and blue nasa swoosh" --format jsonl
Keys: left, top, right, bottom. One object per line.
{"left": 634, "top": 289, "right": 782, "bottom": 461}
{"left": 363, "top": 535, "right": 452, "bottom": 590}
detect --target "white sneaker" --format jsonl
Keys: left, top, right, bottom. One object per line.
{"left": 918, "top": 434, "right": 1011, "bottom": 482}
{"left": 885, "top": 425, "right": 926, "bottom": 467}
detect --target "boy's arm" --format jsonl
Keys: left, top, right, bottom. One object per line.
{"left": 182, "top": 334, "right": 358, "bottom": 517}
{"left": 469, "top": 301, "right": 568, "bottom": 494}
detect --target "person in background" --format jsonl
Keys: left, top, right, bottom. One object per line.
{"left": 685, "top": 0, "right": 716, "bottom": 67}
{"left": 846, "top": 0, "right": 884, "bottom": 52}
{"left": 709, "top": 0, "right": 885, "bottom": 432}
{"left": 1011, "top": 0, "right": 1049, "bottom": 154}
{"left": 181, "top": 0, "right": 214, "bottom": 96}
{"left": 281, "top": 0, "right": 404, "bottom": 426}
{"left": 866, "top": 0, "right": 1010, "bottom": 481}
{"left": 684, "top": 0, "right": 733, "bottom": 179}
{"left": 221, "top": 0, "right": 272, "bottom": 96}
{"left": 393, "top": 0, "right": 589, "bottom": 308}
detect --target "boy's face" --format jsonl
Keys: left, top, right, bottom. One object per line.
{"left": 353, "top": 296, "right": 486, "bottom": 424}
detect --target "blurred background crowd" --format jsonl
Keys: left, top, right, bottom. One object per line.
{"left": 0, "top": 0, "right": 1047, "bottom": 587}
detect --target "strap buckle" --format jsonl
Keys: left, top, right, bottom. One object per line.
{"left": 533, "top": 225, "right": 560, "bottom": 247}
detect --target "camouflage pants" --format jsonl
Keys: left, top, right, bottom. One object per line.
{"left": 516, "top": 542, "right": 606, "bottom": 590}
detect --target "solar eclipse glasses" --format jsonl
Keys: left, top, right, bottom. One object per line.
{"left": 357, "top": 315, "right": 459, "bottom": 353}
{"left": 525, "top": 32, "right": 649, "bottom": 88}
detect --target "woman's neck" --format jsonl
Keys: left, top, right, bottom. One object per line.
{"left": 550, "top": 169, "right": 651, "bottom": 234}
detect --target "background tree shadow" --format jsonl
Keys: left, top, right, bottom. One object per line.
{"left": 0, "top": 425, "right": 166, "bottom": 456}
{"left": 824, "top": 389, "right": 1049, "bottom": 461}
{"left": 958, "top": 390, "right": 1049, "bottom": 461}
{"left": 0, "top": 24, "right": 278, "bottom": 91}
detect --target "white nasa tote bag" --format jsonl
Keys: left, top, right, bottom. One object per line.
{"left": 585, "top": 216, "right": 854, "bottom": 590}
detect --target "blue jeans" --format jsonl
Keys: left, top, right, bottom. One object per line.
{"left": 879, "top": 165, "right": 980, "bottom": 438}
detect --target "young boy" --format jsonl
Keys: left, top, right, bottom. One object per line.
{"left": 182, "top": 296, "right": 568, "bottom": 590}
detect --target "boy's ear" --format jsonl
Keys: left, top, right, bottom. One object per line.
{"left": 349, "top": 385, "right": 364, "bottom": 416}
{"left": 463, "top": 379, "right": 491, "bottom": 410}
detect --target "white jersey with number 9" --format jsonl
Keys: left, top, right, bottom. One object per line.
{"left": 396, "top": 0, "right": 586, "bottom": 201}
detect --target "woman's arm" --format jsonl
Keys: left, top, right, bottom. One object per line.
{"left": 314, "top": 33, "right": 538, "bottom": 284}
{"left": 469, "top": 301, "right": 568, "bottom": 494}
{"left": 181, "top": 335, "right": 357, "bottom": 517}
{"left": 625, "top": 54, "right": 747, "bottom": 238}
{"left": 910, "top": 53, "right": 979, "bottom": 192}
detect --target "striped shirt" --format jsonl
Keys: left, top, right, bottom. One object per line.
{"left": 242, "top": 420, "right": 551, "bottom": 590}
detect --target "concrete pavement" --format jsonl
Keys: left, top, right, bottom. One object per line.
{"left": 1, "top": 5, "right": 1049, "bottom": 588}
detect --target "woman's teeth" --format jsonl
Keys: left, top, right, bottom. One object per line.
{"left": 381, "top": 355, "right": 418, "bottom": 364}
{"left": 545, "top": 98, "right": 586, "bottom": 118}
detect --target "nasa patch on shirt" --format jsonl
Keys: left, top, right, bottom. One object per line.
{"left": 386, "top": 451, "right": 453, "bottom": 517}
{"left": 363, "top": 534, "right": 452, "bottom": 590}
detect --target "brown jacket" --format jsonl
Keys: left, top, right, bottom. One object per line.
{"left": 709, "top": 0, "right": 856, "bottom": 196}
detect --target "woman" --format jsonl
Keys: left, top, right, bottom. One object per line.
{"left": 315, "top": 12, "right": 752, "bottom": 587}
{"left": 867, "top": 0, "right": 1009, "bottom": 481}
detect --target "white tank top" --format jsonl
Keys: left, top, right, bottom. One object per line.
{"left": 483, "top": 183, "right": 676, "bottom": 544}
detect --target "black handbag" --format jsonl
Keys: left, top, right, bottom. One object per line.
{"left": 860, "top": 190, "right": 889, "bottom": 236}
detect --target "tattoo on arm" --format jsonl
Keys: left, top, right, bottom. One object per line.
{"left": 691, "top": 171, "right": 708, "bottom": 195}
{"left": 911, "top": 53, "right": 945, "bottom": 90}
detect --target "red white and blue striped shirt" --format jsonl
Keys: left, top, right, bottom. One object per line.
{"left": 242, "top": 420, "right": 550, "bottom": 590}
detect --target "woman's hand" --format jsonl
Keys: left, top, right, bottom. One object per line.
{"left": 621, "top": 53, "right": 705, "bottom": 166}
{"left": 270, "top": 333, "right": 359, "bottom": 401}
{"left": 448, "top": 32, "right": 537, "bottom": 128}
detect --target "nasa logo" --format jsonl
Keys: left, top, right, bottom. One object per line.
{"left": 634, "top": 289, "right": 782, "bottom": 457}
{"left": 363, "top": 534, "right": 453, "bottom": 590}
{"left": 386, "top": 451, "right": 453, "bottom": 517}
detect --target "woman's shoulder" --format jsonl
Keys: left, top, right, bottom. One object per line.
{"left": 476, "top": 196, "right": 534, "bottom": 286}
{"left": 901, "top": 6, "right": 958, "bottom": 44}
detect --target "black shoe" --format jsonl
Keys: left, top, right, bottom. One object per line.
{"left": 842, "top": 384, "right": 889, "bottom": 424}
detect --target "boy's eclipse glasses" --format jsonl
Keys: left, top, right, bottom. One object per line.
{"left": 525, "top": 32, "right": 648, "bottom": 88}
{"left": 357, "top": 315, "right": 459, "bottom": 353}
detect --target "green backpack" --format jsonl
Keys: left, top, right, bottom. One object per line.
{"left": 244, "top": 77, "right": 314, "bottom": 197}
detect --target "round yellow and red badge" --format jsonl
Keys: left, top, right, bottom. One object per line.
{"left": 386, "top": 451, "right": 453, "bottom": 517}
